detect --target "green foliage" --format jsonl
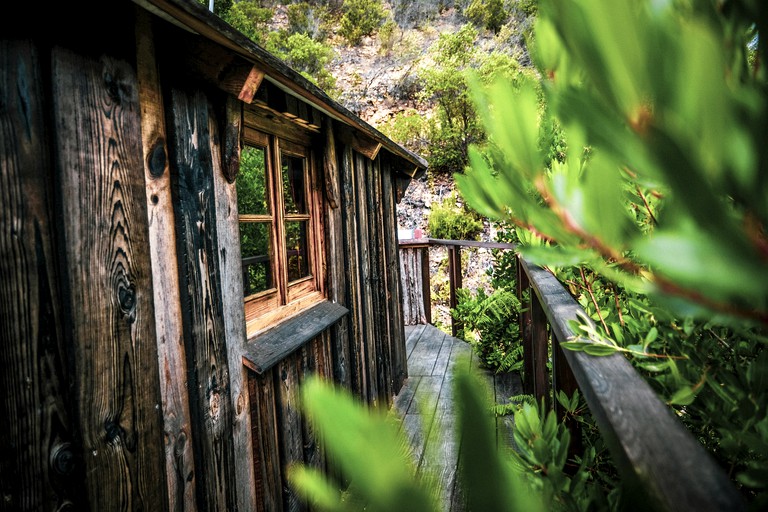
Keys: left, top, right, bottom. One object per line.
{"left": 219, "top": 0, "right": 273, "bottom": 45}
{"left": 377, "top": 18, "right": 398, "bottom": 55}
{"left": 452, "top": 287, "right": 524, "bottom": 372}
{"left": 427, "top": 194, "right": 484, "bottom": 241}
{"left": 338, "top": 0, "right": 385, "bottom": 45}
{"left": 288, "top": 367, "right": 546, "bottom": 511}
{"left": 266, "top": 31, "right": 338, "bottom": 92}
{"left": 378, "top": 109, "right": 429, "bottom": 154}
{"left": 419, "top": 24, "right": 532, "bottom": 174}
{"left": 456, "top": 0, "right": 768, "bottom": 502}
{"left": 509, "top": 394, "right": 619, "bottom": 510}
{"left": 286, "top": 2, "right": 331, "bottom": 40}
{"left": 464, "top": 0, "right": 509, "bottom": 34}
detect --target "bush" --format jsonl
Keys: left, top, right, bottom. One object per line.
{"left": 338, "top": 0, "right": 385, "bottom": 45}
{"left": 266, "top": 31, "right": 337, "bottom": 92}
{"left": 464, "top": 0, "right": 508, "bottom": 34}
{"left": 220, "top": 0, "right": 273, "bottom": 45}
{"left": 378, "top": 18, "right": 398, "bottom": 55}
{"left": 427, "top": 194, "right": 484, "bottom": 241}
{"left": 377, "top": 109, "right": 428, "bottom": 154}
{"left": 286, "top": 2, "right": 331, "bottom": 40}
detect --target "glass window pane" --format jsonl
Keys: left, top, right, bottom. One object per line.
{"left": 237, "top": 146, "right": 269, "bottom": 215}
{"left": 282, "top": 154, "right": 306, "bottom": 214}
{"left": 285, "top": 221, "right": 310, "bottom": 282}
{"left": 240, "top": 222, "right": 273, "bottom": 296}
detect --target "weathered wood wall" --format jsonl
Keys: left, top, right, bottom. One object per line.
{"left": 0, "top": 3, "right": 414, "bottom": 510}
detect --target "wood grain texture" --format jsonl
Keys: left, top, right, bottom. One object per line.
{"left": 322, "top": 117, "right": 339, "bottom": 209}
{"left": 249, "top": 370, "right": 283, "bottom": 512}
{"left": 52, "top": 44, "right": 168, "bottom": 510}
{"left": 380, "top": 164, "right": 408, "bottom": 391}
{"left": 353, "top": 154, "right": 379, "bottom": 407}
{"left": 365, "top": 157, "right": 391, "bottom": 404}
{"left": 0, "top": 40, "right": 85, "bottom": 511}
{"left": 135, "top": 11, "right": 198, "bottom": 510}
{"left": 165, "top": 86, "right": 237, "bottom": 511}
{"left": 399, "top": 247, "right": 428, "bottom": 325}
{"left": 211, "top": 93, "right": 258, "bottom": 511}
{"left": 324, "top": 124, "right": 351, "bottom": 388}
{"left": 275, "top": 358, "right": 303, "bottom": 511}
{"left": 242, "top": 301, "right": 348, "bottom": 374}
{"left": 521, "top": 259, "right": 745, "bottom": 512}
{"left": 340, "top": 145, "right": 367, "bottom": 400}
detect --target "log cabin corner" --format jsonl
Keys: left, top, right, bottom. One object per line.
{"left": 0, "top": 1, "right": 428, "bottom": 510}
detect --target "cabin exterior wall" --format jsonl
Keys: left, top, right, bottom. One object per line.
{"left": 0, "top": 3, "right": 412, "bottom": 510}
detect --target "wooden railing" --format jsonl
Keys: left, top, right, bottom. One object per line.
{"left": 398, "top": 238, "right": 745, "bottom": 512}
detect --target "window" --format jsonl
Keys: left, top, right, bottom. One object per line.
{"left": 237, "top": 127, "right": 324, "bottom": 335}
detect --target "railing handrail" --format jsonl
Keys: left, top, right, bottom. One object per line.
{"left": 397, "top": 239, "right": 745, "bottom": 511}
{"left": 520, "top": 259, "right": 744, "bottom": 512}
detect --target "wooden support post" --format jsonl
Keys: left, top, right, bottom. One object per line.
{"left": 448, "top": 246, "right": 463, "bottom": 337}
{"left": 517, "top": 255, "right": 534, "bottom": 395}
{"left": 530, "top": 293, "right": 550, "bottom": 409}
{"left": 421, "top": 246, "right": 432, "bottom": 325}
{"left": 553, "top": 338, "right": 582, "bottom": 465}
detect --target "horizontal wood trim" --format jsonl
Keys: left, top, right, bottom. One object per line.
{"left": 243, "top": 301, "right": 348, "bottom": 374}
{"left": 398, "top": 238, "right": 517, "bottom": 250}
{"left": 243, "top": 106, "right": 315, "bottom": 146}
{"left": 519, "top": 259, "right": 745, "bottom": 512}
{"left": 246, "top": 291, "right": 324, "bottom": 336}
{"left": 245, "top": 291, "right": 280, "bottom": 321}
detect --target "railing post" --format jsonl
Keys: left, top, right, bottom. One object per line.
{"left": 530, "top": 292, "right": 550, "bottom": 409}
{"left": 447, "top": 245, "right": 463, "bottom": 337}
{"left": 517, "top": 255, "right": 534, "bottom": 395}
{"left": 553, "top": 338, "right": 582, "bottom": 463}
{"left": 420, "top": 246, "right": 431, "bottom": 324}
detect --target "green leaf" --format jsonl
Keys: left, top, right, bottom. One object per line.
{"left": 583, "top": 343, "right": 620, "bottom": 356}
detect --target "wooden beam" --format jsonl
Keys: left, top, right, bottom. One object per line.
{"left": 323, "top": 117, "right": 339, "bottom": 209}
{"left": 338, "top": 126, "right": 382, "bottom": 161}
{"left": 235, "top": 66, "right": 264, "bottom": 103}
{"left": 135, "top": 9, "right": 198, "bottom": 511}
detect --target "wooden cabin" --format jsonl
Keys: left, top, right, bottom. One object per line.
{"left": 0, "top": 1, "right": 427, "bottom": 510}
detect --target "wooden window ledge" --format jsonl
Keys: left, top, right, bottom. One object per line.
{"left": 243, "top": 300, "right": 348, "bottom": 374}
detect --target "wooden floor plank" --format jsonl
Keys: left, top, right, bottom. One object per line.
{"left": 393, "top": 324, "right": 523, "bottom": 511}
{"left": 408, "top": 328, "right": 446, "bottom": 376}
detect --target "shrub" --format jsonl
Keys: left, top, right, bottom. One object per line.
{"left": 427, "top": 194, "right": 484, "bottom": 241}
{"left": 220, "top": 0, "right": 273, "bottom": 45}
{"left": 338, "top": 0, "right": 385, "bottom": 45}
{"left": 464, "top": 0, "right": 508, "bottom": 34}
{"left": 286, "top": 2, "right": 331, "bottom": 40}
{"left": 378, "top": 18, "right": 398, "bottom": 55}
{"left": 266, "top": 31, "right": 337, "bottom": 92}
{"left": 377, "top": 109, "right": 428, "bottom": 154}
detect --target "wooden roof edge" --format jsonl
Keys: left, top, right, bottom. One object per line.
{"left": 135, "top": 0, "right": 428, "bottom": 174}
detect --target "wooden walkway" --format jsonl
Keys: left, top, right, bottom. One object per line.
{"left": 392, "top": 324, "right": 523, "bottom": 511}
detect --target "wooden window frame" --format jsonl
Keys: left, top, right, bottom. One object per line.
{"left": 239, "top": 124, "right": 325, "bottom": 337}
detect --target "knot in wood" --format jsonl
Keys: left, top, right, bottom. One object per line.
{"left": 117, "top": 281, "right": 136, "bottom": 318}
{"left": 50, "top": 442, "right": 76, "bottom": 476}
{"left": 104, "top": 419, "right": 124, "bottom": 445}
{"left": 148, "top": 138, "right": 167, "bottom": 179}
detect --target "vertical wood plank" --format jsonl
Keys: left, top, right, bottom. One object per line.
{"left": 211, "top": 94, "right": 258, "bottom": 511}
{"left": 323, "top": 121, "right": 351, "bottom": 389}
{"left": 381, "top": 163, "right": 408, "bottom": 392}
{"left": 0, "top": 40, "right": 85, "bottom": 511}
{"left": 135, "top": 10, "right": 198, "bottom": 510}
{"left": 249, "top": 370, "right": 283, "bottom": 512}
{"left": 354, "top": 153, "right": 379, "bottom": 407}
{"left": 52, "top": 45, "right": 168, "bottom": 510}
{"left": 165, "top": 86, "right": 237, "bottom": 511}
{"left": 275, "top": 358, "right": 304, "bottom": 512}
{"left": 340, "top": 145, "right": 367, "bottom": 400}
{"left": 366, "top": 158, "right": 391, "bottom": 403}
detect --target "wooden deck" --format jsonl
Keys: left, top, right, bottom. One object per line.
{"left": 393, "top": 324, "right": 523, "bottom": 511}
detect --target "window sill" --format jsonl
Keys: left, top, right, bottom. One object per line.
{"left": 242, "top": 300, "right": 348, "bottom": 374}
